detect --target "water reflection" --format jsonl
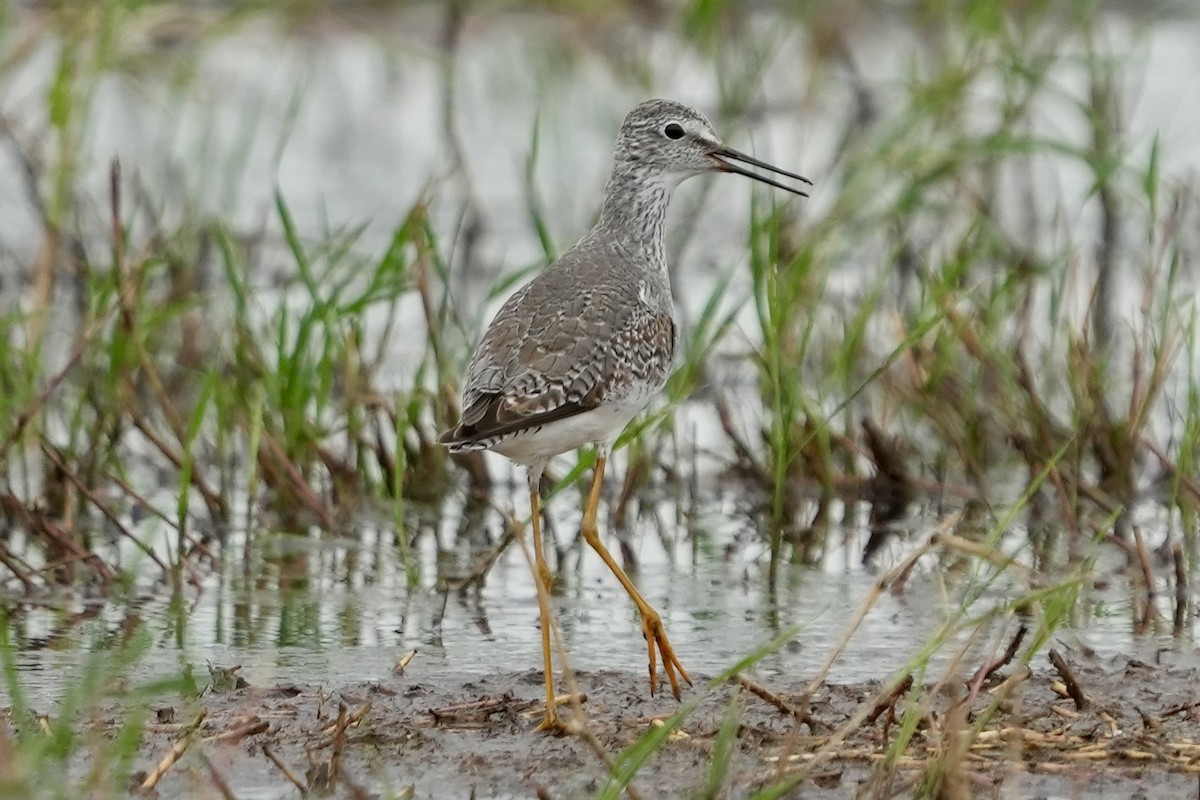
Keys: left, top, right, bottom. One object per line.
{"left": 2, "top": 3, "right": 1199, "bottom": 711}
{"left": 6, "top": 490, "right": 1195, "bottom": 712}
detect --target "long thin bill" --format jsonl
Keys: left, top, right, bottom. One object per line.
{"left": 710, "top": 146, "right": 811, "bottom": 197}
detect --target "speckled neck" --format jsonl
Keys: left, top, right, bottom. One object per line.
{"left": 591, "top": 159, "right": 683, "bottom": 269}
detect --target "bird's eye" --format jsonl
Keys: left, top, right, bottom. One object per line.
{"left": 663, "top": 123, "right": 685, "bottom": 140}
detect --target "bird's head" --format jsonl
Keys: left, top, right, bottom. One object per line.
{"left": 613, "top": 99, "right": 811, "bottom": 196}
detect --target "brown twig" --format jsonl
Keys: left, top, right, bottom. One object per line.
{"left": 1141, "top": 438, "right": 1200, "bottom": 505}
{"left": 0, "top": 495, "right": 114, "bottom": 583}
{"left": 768, "top": 521, "right": 955, "bottom": 789}
{"left": 711, "top": 386, "right": 768, "bottom": 482}
{"left": 110, "top": 159, "right": 124, "bottom": 269}
{"left": 865, "top": 674, "right": 913, "bottom": 725}
{"left": 100, "top": 467, "right": 216, "bottom": 577}
{"left": 0, "top": 539, "right": 38, "bottom": 593}
{"left": 108, "top": 202, "right": 227, "bottom": 527}
{"left": 1047, "top": 649, "right": 1089, "bottom": 710}
{"left": 428, "top": 694, "right": 520, "bottom": 723}
{"left": 737, "top": 674, "right": 823, "bottom": 730}
{"left": 0, "top": 338, "right": 86, "bottom": 460}
{"left": 1161, "top": 700, "right": 1200, "bottom": 719}
{"left": 1172, "top": 541, "right": 1188, "bottom": 634}
{"left": 964, "top": 625, "right": 1027, "bottom": 703}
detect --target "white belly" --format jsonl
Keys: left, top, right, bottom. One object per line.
{"left": 490, "top": 391, "right": 654, "bottom": 466}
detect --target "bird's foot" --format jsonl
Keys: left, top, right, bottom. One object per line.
{"left": 534, "top": 709, "right": 572, "bottom": 735}
{"left": 641, "top": 608, "right": 693, "bottom": 700}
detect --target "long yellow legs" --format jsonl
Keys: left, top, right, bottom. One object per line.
{"left": 526, "top": 450, "right": 692, "bottom": 732}
{"left": 581, "top": 451, "right": 692, "bottom": 700}
{"left": 527, "top": 470, "right": 568, "bottom": 733}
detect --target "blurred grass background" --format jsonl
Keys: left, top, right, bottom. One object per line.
{"left": 0, "top": 0, "right": 1198, "bottom": 796}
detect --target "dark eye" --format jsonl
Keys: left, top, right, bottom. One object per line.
{"left": 663, "top": 123, "right": 685, "bottom": 140}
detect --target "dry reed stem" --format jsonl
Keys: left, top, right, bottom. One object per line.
{"left": 0, "top": 495, "right": 114, "bottom": 583}
{"left": 40, "top": 444, "right": 170, "bottom": 574}
{"left": 770, "top": 722, "right": 1200, "bottom": 773}
{"left": 202, "top": 717, "right": 268, "bottom": 744}
{"left": 393, "top": 649, "right": 418, "bottom": 674}
{"left": 449, "top": 517, "right": 517, "bottom": 593}
{"left": 711, "top": 386, "right": 768, "bottom": 481}
{"left": 262, "top": 744, "right": 307, "bottom": 794}
{"left": 935, "top": 533, "right": 1035, "bottom": 579}
{"left": 0, "top": 323, "right": 111, "bottom": 460}
{"left": 428, "top": 695, "right": 520, "bottom": 722}
{"left": 329, "top": 703, "right": 347, "bottom": 792}
{"left": 197, "top": 750, "right": 237, "bottom": 800}
{"left": 107, "top": 186, "right": 227, "bottom": 524}
{"left": 1172, "top": 542, "right": 1188, "bottom": 633}
{"left": 1131, "top": 526, "right": 1160, "bottom": 632}
{"left": 935, "top": 699, "right": 970, "bottom": 800}
{"left": 922, "top": 625, "right": 1033, "bottom": 799}
{"left": 257, "top": 432, "right": 337, "bottom": 531}
{"left": 139, "top": 709, "right": 207, "bottom": 793}
{"left": 803, "top": 513, "right": 959, "bottom": 699}
{"left": 320, "top": 703, "right": 371, "bottom": 737}
{"left": 0, "top": 540, "right": 37, "bottom": 593}
{"left": 1142, "top": 439, "right": 1200, "bottom": 506}
{"left": 768, "top": 515, "right": 959, "bottom": 789}
{"left": 128, "top": 413, "right": 226, "bottom": 521}
{"left": 520, "top": 693, "right": 588, "bottom": 721}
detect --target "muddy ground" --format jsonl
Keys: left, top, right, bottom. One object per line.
{"left": 98, "top": 651, "right": 1200, "bottom": 800}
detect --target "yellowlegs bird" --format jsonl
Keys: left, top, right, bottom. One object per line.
{"left": 439, "top": 99, "right": 810, "bottom": 731}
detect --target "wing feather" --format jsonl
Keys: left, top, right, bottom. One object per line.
{"left": 438, "top": 246, "right": 676, "bottom": 449}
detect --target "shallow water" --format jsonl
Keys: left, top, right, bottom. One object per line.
{"left": 7, "top": 491, "right": 1195, "bottom": 714}
{"left": 2, "top": 1, "right": 1200, "bottom": 741}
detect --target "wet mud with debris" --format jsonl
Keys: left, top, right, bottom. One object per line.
{"left": 114, "top": 653, "right": 1200, "bottom": 799}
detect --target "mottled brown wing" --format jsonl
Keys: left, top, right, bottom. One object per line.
{"left": 439, "top": 257, "right": 674, "bottom": 448}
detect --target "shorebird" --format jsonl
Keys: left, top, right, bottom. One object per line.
{"left": 439, "top": 99, "right": 810, "bottom": 731}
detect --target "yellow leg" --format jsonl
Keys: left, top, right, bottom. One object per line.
{"left": 530, "top": 473, "right": 554, "bottom": 593}
{"left": 529, "top": 477, "right": 567, "bottom": 733}
{"left": 581, "top": 453, "right": 692, "bottom": 700}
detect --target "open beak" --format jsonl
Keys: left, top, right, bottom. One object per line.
{"left": 709, "top": 145, "right": 812, "bottom": 197}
